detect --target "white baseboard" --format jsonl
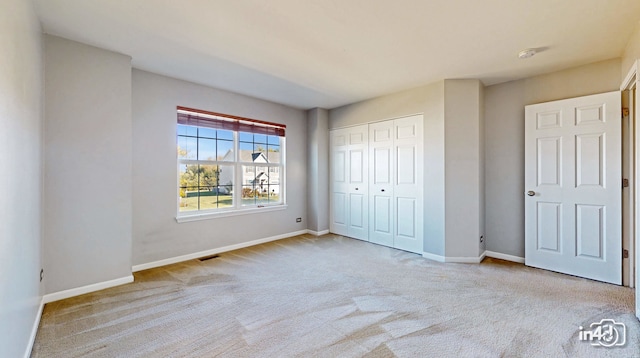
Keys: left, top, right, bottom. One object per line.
{"left": 306, "top": 229, "right": 330, "bottom": 236}
{"left": 475, "top": 251, "right": 487, "bottom": 263}
{"left": 485, "top": 250, "right": 525, "bottom": 263}
{"left": 24, "top": 297, "right": 44, "bottom": 358}
{"left": 422, "top": 251, "right": 445, "bottom": 262}
{"left": 43, "top": 275, "right": 134, "bottom": 304}
{"left": 422, "top": 251, "right": 486, "bottom": 263}
{"left": 132, "top": 229, "right": 309, "bottom": 272}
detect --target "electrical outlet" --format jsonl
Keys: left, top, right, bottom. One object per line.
{"left": 296, "top": 217, "right": 302, "bottom": 223}
{"left": 40, "top": 269, "right": 44, "bottom": 282}
{"left": 480, "top": 236, "right": 484, "bottom": 243}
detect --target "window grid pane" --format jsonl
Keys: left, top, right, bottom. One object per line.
{"left": 179, "top": 117, "right": 284, "bottom": 213}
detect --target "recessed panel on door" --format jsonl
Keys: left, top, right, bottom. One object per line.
{"left": 333, "top": 151, "right": 346, "bottom": 183}
{"left": 396, "top": 124, "right": 416, "bottom": 139}
{"left": 334, "top": 134, "right": 347, "bottom": 146}
{"left": 374, "top": 128, "right": 391, "bottom": 142}
{"left": 349, "top": 192, "right": 368, "bottom": 241}
{"left": 350, "top": 133, "right": 364, "bottom": 145}
{"left": 350, "top": 194, "right": 364, "bottom": 228}
{"left": 373, "top": 196, "right": 391, "bottom": 234}
{"left": 333, "top": 193, "right": 346, "bottom": 225}
{"left": 576, "top": 204, "right": 605, "bottom": 260}
{"left": 536, "top": 111, "right": 561, "bottom": 129}
{"left": 396, "top": 146, "right": 415, "bottom": 184}
{"left": 537, "top": 137, "right": 561, "bottom": 186}
{"left": 350, "top": 150, "right": 364, "bottom": 183}
{"left": 576, "top": 133, "right": 604, "bottom": 188}
{"left": 576, "top": 104, "right": 605, "bottom": 126}
{"left": 396, "top": 197, "right": 416, "bottom": 238}
{"left": 374, "top": 148, "right": 391, "bottom": 184}
{"left": 537, "top": 202, "right": 561, "bottom": 253}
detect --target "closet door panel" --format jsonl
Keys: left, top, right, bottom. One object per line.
{"left": 330, "top": 129, "right": 349, "bottom": 236}
{"left": 347, "top": 125, "right": 369, "bottom": 240}
{"left": 393, "top": 115, "right": 424, "bottom": 254}
{"left": 369, "top": 121, "right": 394, "bottom": 247}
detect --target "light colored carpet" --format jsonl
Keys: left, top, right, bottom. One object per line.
{"left": 32, "top": 234, "right": 639, "bottom": 357}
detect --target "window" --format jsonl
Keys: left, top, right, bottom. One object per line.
{"left": 177, "top": 107, "right": 285, "bottom": 217}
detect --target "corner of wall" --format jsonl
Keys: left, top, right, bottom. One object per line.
{"left": 621, "top": 20, "right": 640, "bottom": 82}
{"left": 2, "top": 1, "right": 45, "bottom": 357}
{"left": 43, "top": 35, "right": 133, "bottom": 294}
{"left": 478, "top": 82, "right": 486, "bottom": 255}
{"left": 443, "top": 79, "right": 484, "bottom": 258}
{"left": 306, "top": 108, "right": 330, "bottom": 232}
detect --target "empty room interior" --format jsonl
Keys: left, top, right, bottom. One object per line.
{"left": 5, "top": 0, "right": 640, "bottom": 356}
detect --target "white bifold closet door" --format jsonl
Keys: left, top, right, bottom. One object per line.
{"left": 330, "top": 115, "right": 423, "bottom": 254}
{"left": 369, "top": 115, "right": 424, "bottom": 253}
{"left": 329, "top": 124, "right": 369, "bottom": 241}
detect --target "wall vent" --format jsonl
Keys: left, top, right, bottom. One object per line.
{"left": 198, "top": 254, "right": 220, "bottom": 262}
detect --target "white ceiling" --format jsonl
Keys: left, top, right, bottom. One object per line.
{"left": 35, "top": 0, "right": 640, "bottom": 110}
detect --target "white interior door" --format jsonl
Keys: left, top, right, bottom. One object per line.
{"left": 330, "top": 129, "right": 349, "bottom": 236}
{"left": 369, "top": 121, "right": 394, "bottom": 247}
{"left": 347, "top": 126, "right": 369, "bottom": 240}
{"left": 330, "top": 125, "right": 369, "bottom": 240}
{"left": 525, "top": 91, "right": 622, "bottom": 284}
{"left": 393, "top": 115, "right": 423, "bottom": 254}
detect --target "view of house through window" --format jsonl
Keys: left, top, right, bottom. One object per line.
{"left": 177, "top": 107, "right": 285, "bottom": 214}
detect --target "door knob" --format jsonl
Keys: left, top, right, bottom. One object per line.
{"left": 381, "top": 189, "right": 385, "bottom": 192}
{"left": 355, "top": 187, "right": 359, "bottom": 190}
{"left": 527, "top": 191, "right": 535, "bottom": 196}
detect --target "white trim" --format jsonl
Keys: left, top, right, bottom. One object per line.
{"left": 444, "top": 253, "right": 486, "bottom": 263}
{"left": 421, "top": 252, "right": 486, "bottom": 263}
{"left": 621, "top": 61, "right": 638, "bottom": 291}
{"left": 176, "top": 204, "right": 288, "bottom": 223}
{"left": 306, "top": 229, "right": 330, "bottom": 236}
{"left": 620, "top": 60, "right": 638, "bottom": 91}
{"left": 329, "top": 112, "right": 424, "bottom": 131}
{"left": 24, "top": 297, "right": 44, "bottom": 358}
{"left": 42, "top": 275, "right": 133, "bottom": 304}
{"left": 132, "top": 230, "right": 308, "bottom": 272}
{"left": 422, "top": 251, "right": 445, "bottom": 262}
{"left": 485, "top": 250, "right": 525, "bottom": 264}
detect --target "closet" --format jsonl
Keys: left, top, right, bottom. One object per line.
{"left": 329, "top": 115, "right": 424, "bottom": 254}
{"left": 329, "top": 124, "right": 369, "bottom": 241}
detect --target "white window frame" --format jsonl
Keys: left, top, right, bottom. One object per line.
{"left": 176, "top": 112, "right": 286, "bottom": 223}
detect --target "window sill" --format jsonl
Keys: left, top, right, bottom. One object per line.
{"left": 176, "top": 204, "right": 288, "bottom": 223}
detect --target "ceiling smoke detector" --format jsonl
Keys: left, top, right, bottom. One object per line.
{"left": 518, "top": 48, "right": 537, "bottom": 59}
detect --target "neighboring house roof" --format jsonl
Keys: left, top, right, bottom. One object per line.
{"left": 222, "top": 150, "right": 280, "bottom": 163}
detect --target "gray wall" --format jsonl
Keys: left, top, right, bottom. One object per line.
{"left": 132, "top": 70, "right": 307, "bottom": 266}
{"left": 422, "top": 83, "right": 447, "bottom": 256}
{"left": 622, "top": 20, "right": 640, "bottom": 80}
{"left": 484, "top": 80, "right": 525, "bottom": 257}
{"left": 329, "top": 81, "right": 447, "bottom": 256}
{"left": 44, "top": 35, "right": 133, "bottom": 293}
{"left": 484, "top": 59, "right": 621, "bottom": 258}
{"left": 306, "top": 108, "right": 329, "bottom": 233}
{"left": 479, "top": 84, "right": 486, "bottom": 256}
{"left": 443, "top": 80, "right": 484, "bottom": 257}
{"left": 0, "top": 1, "right": 43, "bottom": 356}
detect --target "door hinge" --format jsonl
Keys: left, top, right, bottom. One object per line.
{"left": 623, "top": 249, "right": 629, "bottom": 259}
{"left": 623, "top": 178, "right": 629, "bottom": 188}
